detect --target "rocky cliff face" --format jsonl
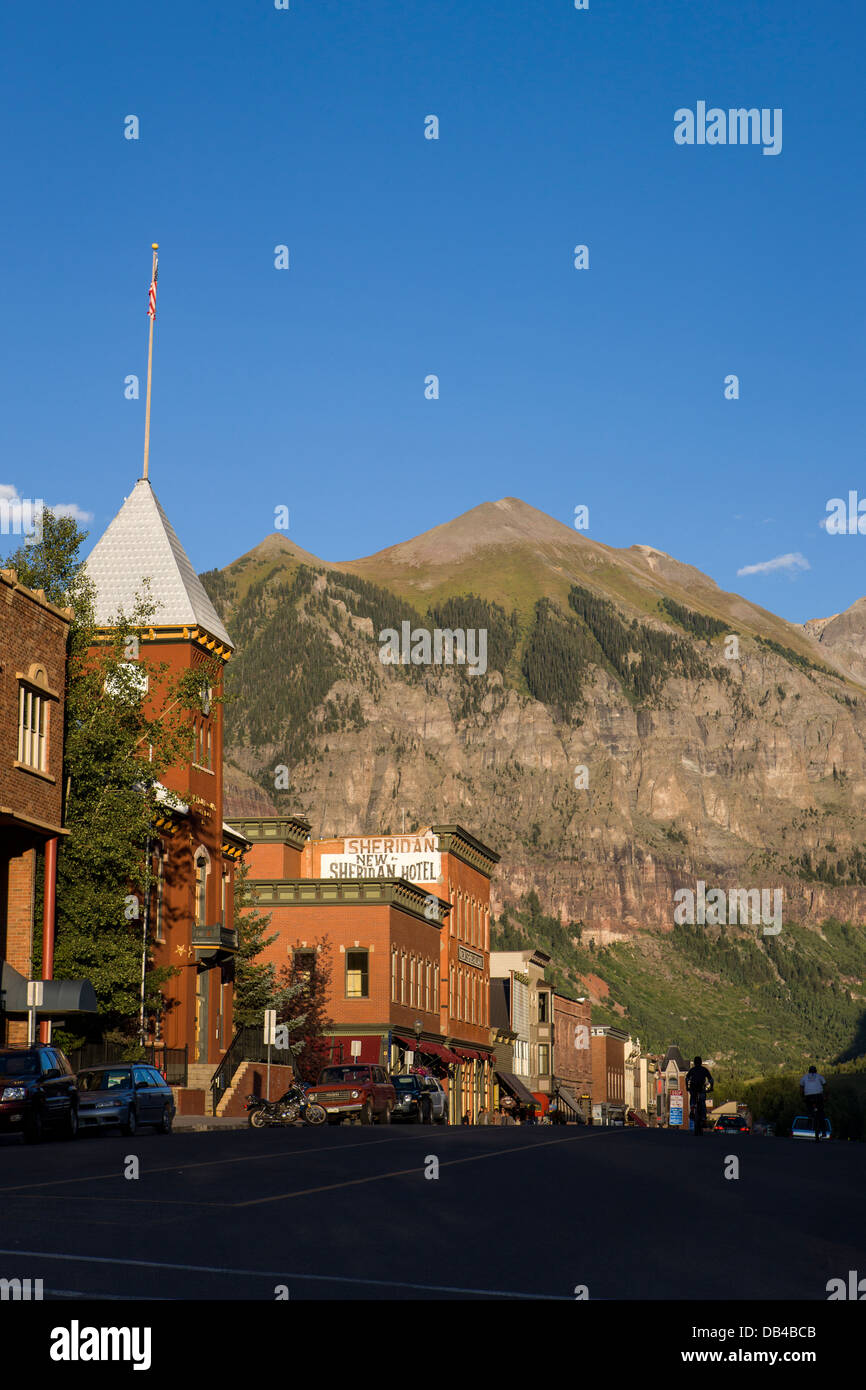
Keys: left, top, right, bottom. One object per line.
{"left": 209, "top": 499, "right": 866, "bottom": 939}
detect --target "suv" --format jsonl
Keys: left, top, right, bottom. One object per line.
{"left": 418, "top": 1075, "right": 449, "bottom": 1125}
{"left": 0, "top": 1045, "right": 79, "bottom": 1143}
{"left": 307, "top": 1064, "right": 395, "bottom": 1125}
{"left": 390, "top": 1074, "right": 433, "bottom": 1123}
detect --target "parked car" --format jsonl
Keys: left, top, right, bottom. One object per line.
{"left": 0, "top": 1044, "right": 79, "bottom": 1143}
{"left": 790, "top": 1114, "right": 832, "bottom": 1140}
{"left": 306, "top": 1064, "right": 395, "bottom": 1125}
{"left": 418, "top": 1075, "right": 449, "bottom": 1125}
{"left": 390, "top": 1074, "right": 433, "bottom": 1123}
{"left": 751, "top": 1119, "right": 776, "bottom": 1137}
{"left": 76, "top": 1062, "right": 175, "bottom": 1135}
{"left": 713, "top": 1114, "right": 751, "bottom": 1134}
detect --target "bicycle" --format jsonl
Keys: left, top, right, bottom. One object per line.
{"left": 689, "top": 1087, "right": 713, "bottom": 1136}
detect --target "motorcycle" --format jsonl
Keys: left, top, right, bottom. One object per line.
{"left": 246, "top": 1083, "right": 327, "bottom": 1128}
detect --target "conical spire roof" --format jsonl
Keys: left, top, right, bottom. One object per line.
{"left": 86, "top": 479, "right": 232, "bottom": 647}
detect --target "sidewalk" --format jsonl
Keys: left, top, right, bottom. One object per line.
{"left": 173, "top": 1114, "right": 250, "bottom": 1132}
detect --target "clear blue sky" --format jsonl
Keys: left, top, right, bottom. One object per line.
{"left": 3, "top": 0, "right": 864, "bottom": 623}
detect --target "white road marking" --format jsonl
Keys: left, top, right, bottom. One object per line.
{"left": 0, "top": 1248, "right": 569, "bottom": 1300}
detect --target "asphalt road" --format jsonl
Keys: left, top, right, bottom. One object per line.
{"left": 0, "top": 1124, "right": 863, "bottom": 1301}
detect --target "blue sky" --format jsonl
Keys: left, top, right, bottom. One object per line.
{"left": 2, "top": 0, "right": 864, "bottom": 623}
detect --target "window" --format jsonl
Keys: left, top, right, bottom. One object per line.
{"left": 154, "top": 848, "right": 165, "bottom": 943}
{"left": 391, "top": 949, "right": 398, "bottom": 1002}
{"left": 18, "top": 685, "right": 48, "bottom": 772}
{"left": 539, "top": 1043, "right": 550, "bottom": 1074}
{"left": 401, "top": 953, "right": 406, "bottom": 1004}
{"left": 194, "top": 850, "right": 209, "bottom": 927}
{"left": 449, "top": 966, "right": 454, "bottom": 1015}
{"left": 345, "top": 949, "right": 368, "bottom": 998}
{"left": 425, "top": 961, "right": 431, "bottom": 1013}
{"left": 538, "top": 992, "right": 548, "bottom": 1023}
{"left": 293, "top": 950, "right": 316, "bottom": 986}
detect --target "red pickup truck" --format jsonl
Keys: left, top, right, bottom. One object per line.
{"left": 306, "top": 1064, "right": 396, "bottom": 1125}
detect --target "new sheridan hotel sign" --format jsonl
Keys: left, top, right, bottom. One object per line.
{"left": 320, "top": 831, "right": 442, "bottom": 884}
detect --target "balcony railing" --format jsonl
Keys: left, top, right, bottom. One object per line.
{"left": 191, "top": 921, "right": 238, "bottom": 951}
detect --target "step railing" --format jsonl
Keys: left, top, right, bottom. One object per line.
{"left": 209, "top": 1025, "right": 296, "bottom": 1114}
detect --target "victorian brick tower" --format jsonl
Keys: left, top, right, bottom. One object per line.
{"left": 85, "top": 480, "right": 243, "bottom": 1069}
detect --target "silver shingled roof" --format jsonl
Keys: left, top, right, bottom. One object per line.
{"left": 85, "top": 479, "right": 233, "bottom": 647}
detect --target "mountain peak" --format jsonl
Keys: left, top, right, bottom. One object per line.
{"left": 342, "top": 496, "right": 588, "bottom": 570}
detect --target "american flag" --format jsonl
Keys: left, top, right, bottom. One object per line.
{"left": 147, "top": 260, "right": 158, "bottom": 319}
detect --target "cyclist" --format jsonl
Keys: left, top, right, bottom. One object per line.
{"left": 685, "top": 1055, "right": 714, "bottom": 1136}
{"left": 799, "top": 1065, "right": 828, "bottom": 1142}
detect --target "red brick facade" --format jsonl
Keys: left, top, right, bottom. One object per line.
{"left": 229, "top": 820, "right": 501, "bottom": 1120}
{"left": 553, "top": 992, "right": 593, "bottom": 1105}
{"left": 0, "top": 570, "right": 72, "bottom": 1043}
{"left": 117, "top": 630, "right": 241, "bottom": 1065}
{"left": 590, "top": 1026, "right": 628, "bottom": 1107}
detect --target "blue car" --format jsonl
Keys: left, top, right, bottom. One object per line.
{"left": 76, "top": 1063, "right": 175, "bottom": 1136}
{"left": 790, "top": 1114, "right": 831, "bottom": 1140}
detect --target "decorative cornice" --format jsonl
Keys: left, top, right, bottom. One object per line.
{"left": 227, "top": 815, "right": 312, "bottom": 852}
{"left": 250, "top": 876, "right": 451, "bottom": 926}
{"left": 0, "top": 569, "right": 74, "bottom": 625}
{"left": 92, "top": 625, "right": 232, "bottom": 662}
{"left": 430, "top": 824, "right": 500, "bottom": 877}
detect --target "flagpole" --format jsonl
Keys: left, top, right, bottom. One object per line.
{"left": 142, "top": 243, "right": 158, "bottom": 481}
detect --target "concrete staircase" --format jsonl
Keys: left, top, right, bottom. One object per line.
{"left": 214, "top": 1063, "right": 248, "bottom": 1118}
{"left": 185, "top": 1063, "right": 218, "bottom": 1114}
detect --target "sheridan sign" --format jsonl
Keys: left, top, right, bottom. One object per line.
{"left": 321, "top": 831, "right": 442, "bottom": 883}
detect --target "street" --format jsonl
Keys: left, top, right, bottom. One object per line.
{"left": 0, "top": 1126, "right": 863, "bottom": 1301}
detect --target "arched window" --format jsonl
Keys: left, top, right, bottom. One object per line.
{"left": 194, "top": 847, "right": 210, "bottom": 927}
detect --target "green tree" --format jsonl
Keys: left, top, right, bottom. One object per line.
{"left": 232, "top": 859, "right": 284, "bottom": 1027}
{"left": 5, "top": 511, "right": 221, "bottom": 1042}
{"left": 277, "top": 937, "right": 334, "bottom": 1083}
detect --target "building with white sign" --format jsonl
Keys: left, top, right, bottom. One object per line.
{"left": 229, "top": 819, "right": 500, "bottom": 1123}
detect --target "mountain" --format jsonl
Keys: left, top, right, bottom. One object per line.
{"left": 200, "top": 499, "right": 866, "bottom": 1071}
{"left": 805, "top": 597, "right": 866, "bottom": 684}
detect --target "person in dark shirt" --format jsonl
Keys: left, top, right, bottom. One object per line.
{"left": 684, "top": 1056, "right": 714, "bottom": 1136}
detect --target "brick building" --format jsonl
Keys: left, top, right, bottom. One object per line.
{"left": 229, "top": 819, "right": 500, "bottom": 1121}
{"left": 85, "top": 479, "right": 243, "bottom": 1076}
{"left": 590, "top": 1024, "right": 629, "bottom": 1123}
{"left": 552, "top": 991, "right": 592, "bottom": 1120}
{"left": 0, "top": 569, "right": 76, "bottom": 1042}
